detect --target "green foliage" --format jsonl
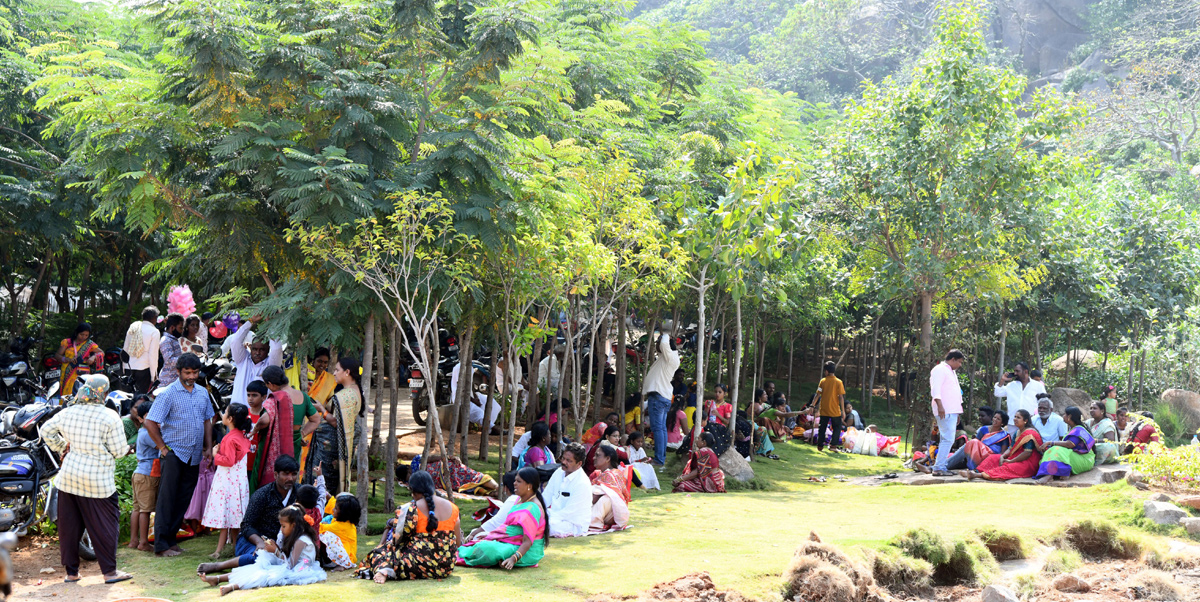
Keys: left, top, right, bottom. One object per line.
{"left": 1012, "top": 572, "right": 1041, "bottom": 600}
{"left": 974, "top": 526, "right": 1029, "bottom": 561}
{"left": 1049, "top": 519, "right": 1145, "bottom": 559}
{"left": 891, "top": 528, "right": 954, "bottom": 567}
{"left": 1127, "top": 443, "right": 1200, "bottom": 489}
{"left": 1042, "top": 548, "right": 1083, "bottom": 574}
{"left": 866, "top": 545, "right": 933, "bottom": 595}
{"left": 115, "top": 453, "right": 137, "bottom": 538}
{"left": 890, "top": 528, "right": 997, "bottom": 586}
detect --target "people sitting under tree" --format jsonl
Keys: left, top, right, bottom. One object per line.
{"left": 197, "top": 456, "right": 300, "bottom": 579}
{"left": 1035, "top": 406, "right": 1096, "bottom": 484}
{"left": 543, "top": 443, "right": 591, "bottom": 537}
{"left": 672, "top": 432, "right": 726, "bottom": 493}
{"left": 425, "top": 454, "right": 499, "bottom": 495}
{"left": 584, "top": 426, "right": 628, "bottom": 473}
{"left": 457, "top": 467, "right": 548, "bottom": 570}
{"left": 356, "top": 471, "right": 462, "bottom": 582}
{"left": 1031, "top": 395, "right": 1067, "bottom": 442}
{"left": 588, "top": 445, "right": 632, "bottom": 532}
{"left": 1087, "top": 401, "right": 1120, "bottom": 465}
{"left": 961, "top": 410, "right": 1043, "bottom": 481}
{"left": 1117, "top": 408, "right": 1162, "bottom": 454}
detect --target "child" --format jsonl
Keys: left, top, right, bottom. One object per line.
{"left": 129, "top": 399, "right": 159, "bottom": 551}
{"left": 202, "top": 404, "right": 253, "bottom": 559}
{"left": 296, "top": 484, "right": 324, "bottom": 557}
{"left": 207, "top": 504, "right": 326, "bottom": 595}
{"left": 319, "top": 492, "right": 361, "bottom": 570}
{"left": 623, "top": 431, "right": 660, "bottom": 490}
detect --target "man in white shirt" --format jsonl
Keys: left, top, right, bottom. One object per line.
{"left": 543, "top": 443, "right": 591, "bottom": 537}
{"left": 994, "top": 362, "right": 1046, "bottom": 434}
{"left": 124, "top": 306, "right": 162, "bottom": 394}
{"left": 228, "top": 316, "right": 283, "bottom": 407}
{"left": 537, "top": 347, "right": 564, "bottom": 397}
{"left": 641, "top": 333, "right": 680, "bottom": 466}
{"left": 1031, "top": 395, "right": 1068, "bottom": 442}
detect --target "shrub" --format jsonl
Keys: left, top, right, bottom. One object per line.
{"left": 1143, "top": 542, "right": 1200, "bottom": 571}
{"left": 1012, "top": 572, "right": 1041, "bottom": 601}
{"left": 782, "top": 556, "right": 857, "bottom": 602}
{"left": 862, "top": 546, "right": 933, "bottom": 596}
{"left": 974, "top": 526, "right": 1029, "bottom": 561}
{"left": 1127, "top": 444, "right": 1200, "bottom": 490}
{"left": 890, "top": 528, "right": 996, "bottom": 585}
{"left": 1049, "top": 519, "right": 1143, "bottom": 559}
{"left": 1125, "top": 570, "right": 1185, "bottom": 601}
{"left": 1042, "top": 548, "right": 1083, "bottom": 575}
{"left": 891, "top": 528, "right": 954, "bottom": 566}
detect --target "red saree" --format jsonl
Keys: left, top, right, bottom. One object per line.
{"left": 673, "top": 447, "right": 725, "bottom": 493}
{"left": 977, "top": 428, "right": 1043, "bottom": 480}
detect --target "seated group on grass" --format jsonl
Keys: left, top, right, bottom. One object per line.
{"left": 909, "top": 400, "right": 1158, "bottom": 484}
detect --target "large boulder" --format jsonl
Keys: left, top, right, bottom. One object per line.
{"left": 1049, "top": 388, "right": 1092, "bottom": 414}
{"left": 1143, "top": 500, "right": 1188, "bottom": 526}
{"left": 1161, "top": 389, "right": 1200, "bottom": 430}
{"left": 1048, "top": 350, "right": 1103, "bottom": 371}
{"left": 718, "top": 448, "right": 755, "bottom": 483}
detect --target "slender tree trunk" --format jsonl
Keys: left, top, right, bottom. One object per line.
{"left": 918, "top": 291, "right": 933, "bottom": 361}
{"left": 997, "top": 308, "right": 1008, "bottom": 383}
{"left": 75, "top": 260, "right": 92, "bottom": 322}
{"left": 1138, "top": 349, "right": 1147, "bottom": 410}
{"left": 692, "top": 272, "right": 709, "bottom": 447}
{"left": 370, "top": 319, "right": 385, "bottom": 456}
{"left": 616, "top": 299, "right": 628, "bottom": 430}
{"left": 590, "top": 314, "right": 608, "bottom": 423}
{"left": 479, "top": 330, "right": 500, "bottom": 461}
{"left": 787, "top": 333, "right": 795, "bottom": 399}
{"left": 356, "top": 314, "right": 374, "bottom": 532}
{"left": 732, "top": 297, "right": 743, "bottom": 409}
{"left": 384, "top": 322, "right": 399, "bottom": 512}
{"left": 13, "top": 250, "right": 51, "bottom": 338}
{"left": 449, "top": 316, "right": 475, "bottom": 460}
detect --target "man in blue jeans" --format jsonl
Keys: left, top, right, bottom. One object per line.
{"left": 641, "top": 333, "right": 680, "bottom": 465}
{"left": 196, "top": 456, "right": 299, "bottom": 576}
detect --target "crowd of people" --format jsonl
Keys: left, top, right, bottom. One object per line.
{"left": 915, "top": 349, "right": 1163, "bottom": 484}
{"left": 38, "top": 309, "right": 1173, "bottom": 593}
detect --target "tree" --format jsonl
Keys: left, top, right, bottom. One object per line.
{"left": 819, "top": 2, "right": 1084, "bottom": 364}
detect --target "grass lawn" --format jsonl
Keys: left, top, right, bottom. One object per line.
{"left": 110, "top": 437, "right": 1178, "bottom": 602}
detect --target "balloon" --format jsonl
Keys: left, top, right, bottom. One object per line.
{"left": 209, "top": 322, "right": 228, "bottom": 339}
{"left": 223, "top": 313, "right": 240, "bottom": 334}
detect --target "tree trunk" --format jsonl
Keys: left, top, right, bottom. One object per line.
{"left": 449, "top": 316, "right": 475, "bottom": 461}
{"left": 478, "top": 329, "right": 500, "bottom": 460}
{"left": 13, "top": 250, "right": 52, "bottom": 339}
{"left": 918, "top": 291, "right": 933, "bottom": 362}
{"left": 732, "top": 297, "right": 743, "bottom": 408}
{"left": 616, "top": 299, "right": 628, "bottom": 430}
{"left": 384, "top": 323, "right": 399, "bottom": 513}
{"left": 590, "top": 314, "right": 608, "bottom": 423}
{"left": 75, "top": 260, "right": 92, "bottom": 322}
{"left": 370, "top": 318, "right": 385, "bottom": 457}
{"left": 997, "top": 308, "right": 1008, "bottom": 383}
{"left": 692, "top": 271, "right": 709, "bottom": 447}
{"left": 867, "top": 318, "right": 880, "bottom": 418}
{"left": 356, "top": 314, "right": 374, "bottom": 532}
{"left": 1138, "top": 349, "right": 1147, "bottom": 410}
{"left": 787, "top": 333, "right": 795, "bottom": 399}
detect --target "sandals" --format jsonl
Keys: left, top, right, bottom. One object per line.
{"left": 931, "top": 470, "right": 955, "bottom": 477}
{"left": 105, "top": 571, "right": 133, "bottom": 584}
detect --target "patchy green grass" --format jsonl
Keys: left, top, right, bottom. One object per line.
{"left": 106, "top": 438, "right": 1157, "bottom": 602}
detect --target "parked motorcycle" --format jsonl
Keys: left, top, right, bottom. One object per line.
{"left": 0, "top": 400, "right": 95, "bottom": 560}
{"left": 0, "top": 338, "right": 39, "bottom": 406}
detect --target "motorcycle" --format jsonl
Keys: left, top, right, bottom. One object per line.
{"left": 103, "top": 347, "right": 138, "bottom": 395}
{"left": 0, "top": 400, "right": 95, "bottom": 561}
{"left": 0, "top": 338, "right": 39, "bottom": 406}
{"left": 407, "top": 325, "right": 460, "bottom": 426}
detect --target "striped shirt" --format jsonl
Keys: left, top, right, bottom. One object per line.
{"left": 146, "top": 378, "right": 214, "bottom": 465}
{"left": 41, "top": 404, "right": 128, "bottom": 498}
{"left": 159, "top": 332, "right": 183, "bottom": 386}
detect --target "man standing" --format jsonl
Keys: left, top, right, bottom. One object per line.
{"left": 641, "top": 333, "right": 679, "bottom": 466}
{"left": 929, "top": 349, "right": 966, "bottom": 476}
{"left": 1031, "top": 395, "right": 1067, "bottom": 442}
{"left": 815, "top": 362, "right": 846, "bottom": 452}
{"left": 994, "top": 362, "right": 1045, "bottom": 433}
{"left": 157, "top": 313, "right": 185, "bottom": 388}
{"left": 144, "top": 353, "right": 213, "bottom": 557}
{"left": 228, "top": 315, "right": 283, "bottom": 408}
{"left": 124, "top": 306, "right": 161, "bottom": 394}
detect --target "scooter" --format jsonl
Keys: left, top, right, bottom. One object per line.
{"left": 0, "top": 338, "right": 39, "bottom": 406}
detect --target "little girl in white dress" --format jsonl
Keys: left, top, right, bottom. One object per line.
{"left": 213, "top": 504, "right": 327, "bottom": 595}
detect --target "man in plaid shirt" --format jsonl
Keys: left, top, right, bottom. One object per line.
{"left": 145, "top": 352, "right": 214, "bottom": 557}
{"left": 41, "top": 374, "right": 132, "bottom": 583}
{"left": 156, "top": 313, "right": 186, "bottom": 388}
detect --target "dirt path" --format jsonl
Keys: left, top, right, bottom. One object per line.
{"left": 9, "top": 536, "right": 141, "bottom": 601}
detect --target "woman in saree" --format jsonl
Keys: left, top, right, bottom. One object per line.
{"left": 313, "top": 357, "right": 362, "bottom": 494}
{"left": 426, "top": 454, "right": 498, "bottom": 495}
{"left": 673, "top": 432, "right": 726, "bottom": 493}
{"left": 1035, "top": 406, "right": 1096, "bottom": 484}
{"left": 1087, "top": 401, "right": 1119, "bottom": 465}
{"left": 589, "top": 445, "right": 631, "bottom": 532}
{"left": 307, "top": 348, "right": 337, "bottom": 406}
{"left": 457, "top": 467, "right": 548, "bottom": 569}
{"left": 262, "top": 366, "right": 319, "bottom": 466}
{"left": 923, "top": 411, "right": 1009, "bottom": 473}
{"left": 248, "top": 375, "right": 294, "bottom": 488}
{"left": 56, "top": 323, "right": 104, "bottom": 397}
{"left": 356, "top": 471, "right": 462, "bottom": 582}
{"left": 961, "top": 410, "right": 1043, "bottom": 481}
{"left": 584, "top": 426, "right": 628, "bottom": 474}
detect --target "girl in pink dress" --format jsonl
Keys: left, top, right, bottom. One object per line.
{"left": 202, "top": 404, "right": 253, "bottom": 559}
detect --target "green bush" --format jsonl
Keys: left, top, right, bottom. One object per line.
{"left": 891, "top": 528, "right": 954, "bottom": 566}
{"left": 867, "top": 545, "right": 933, "bottom": 595}
{"left": 890, "top": 528, "right": 997, "bottom": 585}
{"left": 1042, "top": 548, "right": 1083, "bottom": 574}
{"left": 974, "top": 526, "right": 1029, "bottom": 561}
{"left": 1049, "top": 519, "right": 1144, "bottom": 559}
{"left": 1012, "top": 572, "right": 1040, "bottom": 600}
{"left": 114, "top": 454, "right": 138, "bottom": 539}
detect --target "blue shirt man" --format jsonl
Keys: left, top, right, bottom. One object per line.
{"left": 1031, "top": 397, "right": 1068, "bottom": 442}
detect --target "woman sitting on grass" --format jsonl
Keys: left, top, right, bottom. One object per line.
{"left": 922, "top": 411, "right": 1009, "bottom": 473}
{"left": 457, "top": 467, "right": 548, "bottom": 570}
{"left": 589, "top": 445, "right": 632, "bottom": 532}
{"left": 1035, "top": 406, "right": 1096, "bottom": 484}
{"left": 1087, "top": 401, "right": 1119, "bottom": 466}
{"left": 584, "top": 425, "right": 628, "bottom": 473}
{"left": 960, "top": 410, "right": 1043, "bottom": 481}
{"left": 357, "top": 470, "right": 462, "bottom": 582}
{"left": 672, "top": 432, "right": 726, "bottom": 493}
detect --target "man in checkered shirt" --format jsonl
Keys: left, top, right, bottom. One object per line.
{"left": 145, "top": 352, "right": 214, "bottom": 557}
{"left": 41, "top": 374, "right": 132, "bottom": 583}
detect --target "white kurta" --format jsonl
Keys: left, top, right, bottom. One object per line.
{"left": 624, "top": 445, "right": 661, "bottom": 490}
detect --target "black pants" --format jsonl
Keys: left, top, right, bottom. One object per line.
{"left": 59, "top": 491, "right": 119, "bottom": 576}
{"left": 130, "top": 368, "right": 152, "bottom": 394}
{"left": 154, "top": 452, "right": 199, "bottom": 553}
{"left": 946, "top": 446, "right": 970, "bottom": 471}
{"left": 816, "top": 416, "right": 843, "bottom": 451}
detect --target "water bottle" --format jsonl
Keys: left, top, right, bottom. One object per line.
{"left": 1192, "top": 434, "right": 1198, "bottom": 446}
